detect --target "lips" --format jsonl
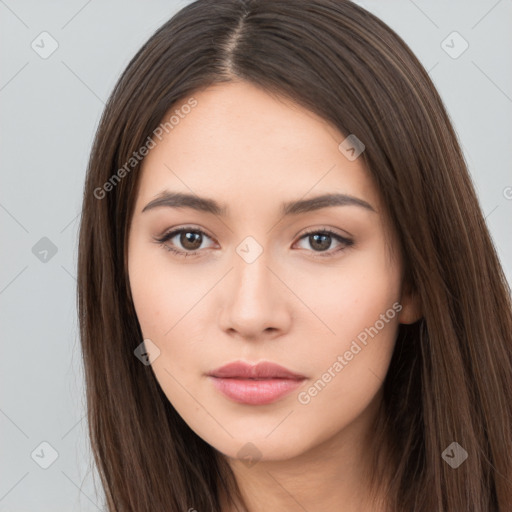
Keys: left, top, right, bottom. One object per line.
{"left": 208, "top": 360, "right": 306, "bottom": 380}
{"left": 207, "top": 361, "right": 306, "bottom": 405}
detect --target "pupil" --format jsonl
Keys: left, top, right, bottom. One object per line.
{"left": 311, "top": 234, "right": 330, "bottom": 251}
{"left": 181, "top": 231, "right": 202, "bottom": 250}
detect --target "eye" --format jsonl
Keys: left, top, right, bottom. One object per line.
{"left": 153, "top": 226, "right": 216, "bottom": 257}
{"left": 154, "top": 225, "right": 353, "bottom": 259}
{"left": 294, "top": 227, "right": 354, "bottom": 257}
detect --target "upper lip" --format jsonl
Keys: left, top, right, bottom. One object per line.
{"left": 208, "top": 361, "right": 305, "bottom": 380}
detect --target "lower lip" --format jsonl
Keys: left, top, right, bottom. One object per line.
{"left": 208, "top": 376, "right": 305, "bottom": 405}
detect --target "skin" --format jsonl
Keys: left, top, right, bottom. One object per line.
{"left": 127, "top": 80, "right": 421, "bottom": 511}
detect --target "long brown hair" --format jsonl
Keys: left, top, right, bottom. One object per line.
{"left": 77, "top": 1, "right": 512, "bottom": 510}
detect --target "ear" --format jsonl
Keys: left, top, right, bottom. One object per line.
{"left": 397, "top": 281, "right": 422, "bottom": 325}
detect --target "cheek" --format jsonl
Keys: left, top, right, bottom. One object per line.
{"left": 128, "top": 245, "right": 204, "bottom": 411}
{"left": 295, "top": 246, "right": 401, "bottom": 349}
{"left": 128, "top": 240, "right": 217, "bottom": 407}
{"left": 128, "top": 249, "right": 167, "bottom": 338}
{"left": 291, "top": 247, "right": 401, "bottom": 415}
{"left": 293, "top": 248, "right": 401, "bottom": 421}
{"left": 128, "top": 241, "right": 203, "bottom": 339}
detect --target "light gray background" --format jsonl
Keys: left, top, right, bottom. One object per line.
{"left": 1, "top": 1, "right": 511, "bottom": 510}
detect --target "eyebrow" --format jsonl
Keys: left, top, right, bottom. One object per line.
{"left": 141, "top": 191, "right": 376, "bottom": 216}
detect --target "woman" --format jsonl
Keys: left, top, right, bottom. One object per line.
{"left": 77, "top": 1, "right": 512, "bottom": 510}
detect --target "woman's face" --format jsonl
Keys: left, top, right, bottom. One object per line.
{"left": 127, "top": 81, "right": 420, "bottom": 462}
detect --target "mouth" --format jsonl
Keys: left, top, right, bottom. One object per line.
{"left": 207, "top": 360, "right": 306, "bottom": 405}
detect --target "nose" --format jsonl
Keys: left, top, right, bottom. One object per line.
{"left": 218, "top": 249, "right": 292, "bottom": 341}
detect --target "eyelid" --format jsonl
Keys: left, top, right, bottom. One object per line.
{"left": 153, "top": 225, "right": 218, "bottom": 249}
{"left": 293, "top": 226, "right": 354, "bottom": 256}
{"left": 155, "top": 223, "right": 215, "bottom": 240}
{"left": 293, "top": 223, "right": 354, "bottom": 240}
{"left": 153, "top": 225, "right": 216, "bottom": 242}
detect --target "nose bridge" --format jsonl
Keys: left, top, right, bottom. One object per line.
{"left": 232, "top": 242, "right": 275, "bottom": 309}
{"left": 230, "top": 230, "right": 272, "bottom": 290}
{"left": 235, "top": 247, "right": 270, "bottom": 296}
{"left": 219, "top": 237, "right": 291, "bottom": 337}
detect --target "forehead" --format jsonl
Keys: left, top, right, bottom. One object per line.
{"left": 136, "top": 81, "right": 380, "bottom": 213}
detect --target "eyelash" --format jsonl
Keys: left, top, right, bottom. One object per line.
{"left": 153, "top": 226, "right": 354, "bottom": 259}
